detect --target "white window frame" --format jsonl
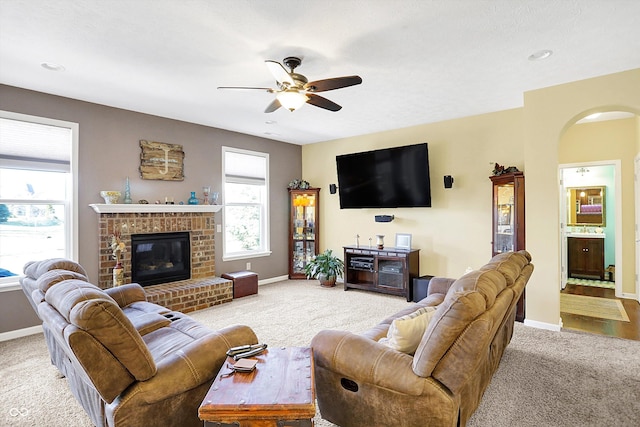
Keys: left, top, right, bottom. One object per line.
{"left": 0, "top": 111, "right": 78, "bottom": 291}
{"left": 221, "top": 146, "right": 271, "bottom": 261}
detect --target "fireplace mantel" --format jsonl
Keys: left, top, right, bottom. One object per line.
{"left": 89, "top": 204, "right": 222, "bottom": 214}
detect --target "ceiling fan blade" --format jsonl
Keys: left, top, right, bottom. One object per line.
{"left": 264, "top": 98, "right": 282, "bottom": 113}
{"left": 217, "top": 86, "right": 275, "bottom": 92}
{"left": 265, "top": 60, "right": 294, "bottom": 86}
{"left": 304, "top": 75, "right": 362, "bottom": 92}
{"left": 306, "top": 93, "right": 342, "bottom": 112}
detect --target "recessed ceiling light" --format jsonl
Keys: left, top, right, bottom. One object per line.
{"left": 265, "top": 120, "right": 277, "bottom": 125}
{"left": 41, "top": 62, "right": 65, "bottom": 71}
{"left": 528, "top": 50, "right": 553, "bottom": 61}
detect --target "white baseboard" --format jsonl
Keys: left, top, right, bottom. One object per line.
{"left": 0, "top": 325, "right": 42, "bottom": 342}
{"left": 523, "top": 318, "right": 562, "bottom": 332}
{"left": 258, "top": 275, "right": 289, "bottom": 286}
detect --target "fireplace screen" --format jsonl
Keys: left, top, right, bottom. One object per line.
{"left": 131, "top": 232, "right": 190, "bottom": 286}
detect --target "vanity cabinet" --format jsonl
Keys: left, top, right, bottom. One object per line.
{"left": 490, "top": 171, "right": 526, "bottom": 322}
{"left": 288, "top": 188, "right": 320, "bottom": 279}
{"left": 343, "top": 246, "right": 420, "bottom": 301}
{"left": 567, "top": 237, "right": 605, "bottom": 280}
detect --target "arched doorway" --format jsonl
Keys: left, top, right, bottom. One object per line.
{"left": 557, "top": 110, "right": 639, "bottom": 339}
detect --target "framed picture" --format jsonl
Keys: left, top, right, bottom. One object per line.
{"left": 395, "top": 233, "right": 412, "bottom": 250}
{"left": 139, "top": 140, "right": 185, "bottom": 181}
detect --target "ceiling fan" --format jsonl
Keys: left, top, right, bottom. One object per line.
{"left": 218, "top": 56, "right": 362, "bottom": 113}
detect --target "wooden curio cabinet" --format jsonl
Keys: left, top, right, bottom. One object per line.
{"left": 490, "top": 171, "right": 526, "bottom": 321}
{"left": 288, "top": 188, "right": 320, "bottom": 279}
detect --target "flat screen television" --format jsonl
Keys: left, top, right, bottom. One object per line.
{"left": 336, "top": 143, "right": 431, "bottom": 209}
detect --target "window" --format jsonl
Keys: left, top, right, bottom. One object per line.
{"left": 222, "top": 147, "right": 270, "bottom": 260}
{"left": 0, "top": 111, "right": 78, "bottom": 288}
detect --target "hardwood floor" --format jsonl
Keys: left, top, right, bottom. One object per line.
{"left": 560, "top": 284, "right": 640, "bottom": 341}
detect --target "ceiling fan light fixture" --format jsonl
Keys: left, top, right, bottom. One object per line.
{"left": 276, "top": 89, "right": 308, "bottom": 111}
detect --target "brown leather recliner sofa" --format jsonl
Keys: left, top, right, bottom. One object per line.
{"left": 20, "top": 258, "right": 258, "bottom": 427}
{"left": 311, "top": 250, "right": 533, "bottom": 427}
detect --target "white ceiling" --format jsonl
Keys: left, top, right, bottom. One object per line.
{"left": 1, "top": 0, "right": 639, "bottom": 145}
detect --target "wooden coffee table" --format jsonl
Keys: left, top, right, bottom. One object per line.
{"left": 199, "top": 347, "right": 315, "bottom": 427}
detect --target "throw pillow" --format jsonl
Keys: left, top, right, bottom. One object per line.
{"left": 379, "top": 306, "right": 437, "bottom": 354}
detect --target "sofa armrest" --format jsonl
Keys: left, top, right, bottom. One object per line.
{"left": 427, "top": 277, "right": 456, "bottom": 296}
{"left": 120, "top": 324, "right": 258, "bottom": 404}
{"left": 104, "top": 283, "right": 147, "bottom": 307}
{"left": 311, "top": 329, "right": 432, "bottom": 396}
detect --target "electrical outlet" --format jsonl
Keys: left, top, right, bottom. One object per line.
{"left": 246, "top": 262, "right": 251, "bottom": 270}
{"left": 216, "top": 224, "right": 222, "bottom": 233}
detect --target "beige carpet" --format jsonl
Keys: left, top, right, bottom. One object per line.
{"left": 2, "top": 280, "right": 639, "bottom": 427}
{"left": 560, "top": 293, "right": 630, "bottom": 322}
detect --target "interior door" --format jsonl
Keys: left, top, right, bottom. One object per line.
{"left": 559, "top": 170, "right": 568, "bottom": 289}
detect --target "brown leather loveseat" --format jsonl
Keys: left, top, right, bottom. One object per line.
{"left": 311, "top": 250, "right": 533, "bottom": 427}
{"left": 20, "top": 258, "right": 258, "bottom": 427}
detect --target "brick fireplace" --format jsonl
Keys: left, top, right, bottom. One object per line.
{"left": 90, "top": 204, "right": 232, "bottom": 312}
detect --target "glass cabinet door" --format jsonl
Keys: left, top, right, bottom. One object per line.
{"left": 493, "top": 183, "right": 515, "bottom": 254}
{"left": 490, "top": 171, "right": 526, "bottom": 322}
{"left": 289, "top": 189, "right": 320, "bottom": 278}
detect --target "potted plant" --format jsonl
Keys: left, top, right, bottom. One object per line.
{"left": 304, "top": 249, "right": 345, "bottom": 287}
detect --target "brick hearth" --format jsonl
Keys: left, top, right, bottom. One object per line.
{"left": 91, "top": 204, "right": 230, "bottom": 311}
{"left": 144, "top": 277, "right": 232, "bottom": 313}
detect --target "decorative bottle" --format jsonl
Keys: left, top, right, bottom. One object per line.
{"left": 123, "top": 177, "right": 132, "bottom": 204}
{"left": 188, "top": 191, "right": 199, "bottom": 205}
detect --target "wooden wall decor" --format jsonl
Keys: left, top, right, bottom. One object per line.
{"left": 139, "top": 140, "right": 184, "bottom": 181}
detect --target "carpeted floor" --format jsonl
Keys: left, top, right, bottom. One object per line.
{"left": 1, "top": 280, "right": 639, "bottom": 426}
{"left": 560, "top": 293, "right": 630, "bottom": 322}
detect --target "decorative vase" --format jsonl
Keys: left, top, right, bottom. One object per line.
{"left": 113, "top": 262, "right": 124, "bottom": 286}
{"left": 376, "top": 234, "right": 385, "bottom": 249}
{"left": 318, "top": 273, "right": 337, "bottom": 288}
{"left": 100, "top": 191, "right": 121, "bottom": 204}
{"left": 202, "top": 186, "right": 211, "bottom": 205}
{"left": 123, "top": 177, "right": 132, "bottom": 204}
{"left": 188, "top": 191, "right": 199, "bottom": 205}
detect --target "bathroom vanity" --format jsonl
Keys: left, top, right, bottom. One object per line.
{"left": 567, "top": 234, "right": 605, "bottom": 280}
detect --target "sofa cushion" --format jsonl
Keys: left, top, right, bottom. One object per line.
{"left": 24, "top": 258, "right": 87, "bottom": 279}
{"left": 36, "top": 269, "right": 88, "bottom": 294}
{"left": 480, "top": 250, "right": 530, "bottom": 286}
{"left": 45, "top": 279, "right": 157, "bottom": 381}
{"left": 379, "top": 306, "right": 437, "bottom": 354}
{"left": 412, "top": 268, "right": 507, "bottom": 377}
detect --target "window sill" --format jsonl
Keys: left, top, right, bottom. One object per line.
{"left": 223, "top": 251, "right": 272, "bottom": 262}
{"left": 0, "top": 279, "right": 22, "bottom": 293}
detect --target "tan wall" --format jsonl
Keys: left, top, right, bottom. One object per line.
{"left": 303, "top": 108, "right": 524, "bottom": 279}
{"left": 524, "top": 68, "right": 640, "bottom": 327}
{"left": 0, "top": 84, "right": 301, "bottom": 334}
{"left": 637, "top": 116, "right": 640, "bottom": 152}
{"left": 559, "top": 118, "right": 637, "bottom": 294}
{"left": 305, "top": 68, "right": 640, "bottom": 329}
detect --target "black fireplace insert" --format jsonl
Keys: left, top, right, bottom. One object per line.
{"left": 131, "top": 232, "right": 190, "bottom": 286}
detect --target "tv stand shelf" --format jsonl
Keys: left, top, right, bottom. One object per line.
{"left": 343, "top": 246, "right": 420, "bottom": 301}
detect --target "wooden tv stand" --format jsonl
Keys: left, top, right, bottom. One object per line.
{"left": 343, "top": 246, "right": 420, "bottom": 302}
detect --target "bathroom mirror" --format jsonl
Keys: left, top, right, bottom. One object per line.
{"left": 566, "top": 186, "right": 606, "bottom": 226}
